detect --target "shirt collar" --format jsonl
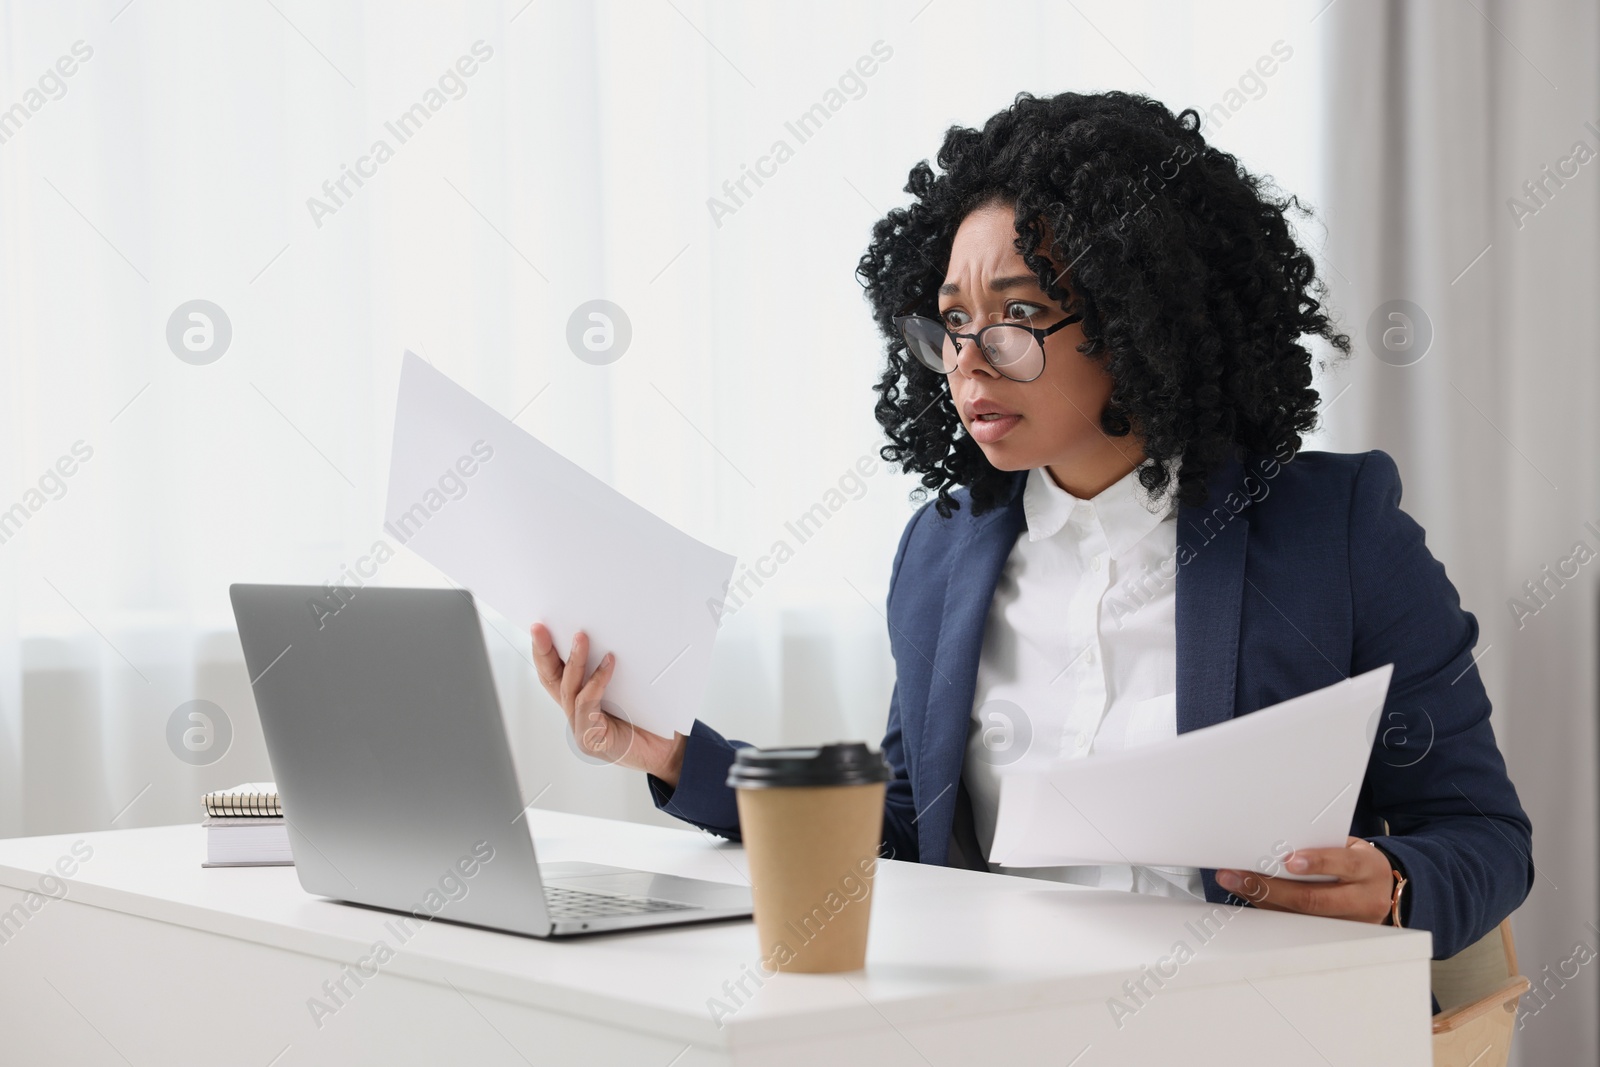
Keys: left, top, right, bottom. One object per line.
{"left": 1022, "top": 461, "right": 1177, "bottom": 555}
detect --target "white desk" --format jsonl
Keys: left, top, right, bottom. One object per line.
{"left": 0, "top": 810, "right": 1431, "bottom": 1065}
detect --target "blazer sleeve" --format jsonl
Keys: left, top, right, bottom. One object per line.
{"left": 646, "top": 501, "right": 930, "bottom": 861}
{"left": 1350, "top": 450, "right": 1534, "bottom": 959}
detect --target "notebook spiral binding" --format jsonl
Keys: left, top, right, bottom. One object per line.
{"left": 203, "top": 788, "right": 281, "bottom": 818}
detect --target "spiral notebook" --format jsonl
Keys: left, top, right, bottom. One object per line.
{"left": 201, "top": 783, "right": 291, "bottom": 867}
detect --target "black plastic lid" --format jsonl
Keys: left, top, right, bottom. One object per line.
{"left": 726, "top": 742, "right": 891, "bottom": 789}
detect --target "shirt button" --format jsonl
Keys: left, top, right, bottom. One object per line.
{"left": 1091, "top": 555, "right": 1102, "bottom": 573}
{"left": 1084, "top": 646, "right": 1096, "bottom": 665}
{"left": 1075, "top": 732, "right": 1089, "bottom": 749}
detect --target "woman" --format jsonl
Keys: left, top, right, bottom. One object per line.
{"left": 531, "top": 91, "right": 1531, "bottom": 962}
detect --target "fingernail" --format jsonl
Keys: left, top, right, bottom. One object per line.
{"left": 1216, "top": 871, "right": 1238, "bottom": 889}
{"left": 1287, "top": 855, "right": 1309, "bottom": 873}
{"left": 602, "top": 652, "right": 613, "bottom": 667}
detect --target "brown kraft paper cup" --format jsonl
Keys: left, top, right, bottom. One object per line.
{"left": 728, "top": 743, "right": 890, "bottom": 973}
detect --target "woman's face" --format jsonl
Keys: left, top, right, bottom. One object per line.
{"left": 939, "top": 201, "right": 1136, "bottom": 489}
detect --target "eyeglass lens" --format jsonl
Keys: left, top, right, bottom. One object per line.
{"left": 899, "top": 317, "right": 1042, "bottom": 381}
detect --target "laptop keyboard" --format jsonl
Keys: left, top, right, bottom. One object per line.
{"left": 542, "top": 884, "right": 701, "bottom": 921}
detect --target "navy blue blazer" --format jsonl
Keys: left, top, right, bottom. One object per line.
{"left": 650, "top": 449, "right": 1533, "bottom": 960}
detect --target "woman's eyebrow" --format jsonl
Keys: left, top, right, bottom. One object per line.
{"left": 937, "top": 274, "right": 1042, "bottom": 297}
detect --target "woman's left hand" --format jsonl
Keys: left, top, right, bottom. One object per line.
{"left": 1214, "top": 837, "right": 1395, "bottom": 924}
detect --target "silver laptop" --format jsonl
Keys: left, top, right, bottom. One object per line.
{"left": 229, "top": 584, "right": 752, "bottom": 937}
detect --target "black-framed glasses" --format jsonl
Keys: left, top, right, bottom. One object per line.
{"left": 892, "top": 303, "right": 1082, "bottom": 383}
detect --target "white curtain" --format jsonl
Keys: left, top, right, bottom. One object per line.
{"left": 1319, "top": 1, "right": 1600, "bottom": 1063}
{"left": 1, "top": 0, "right": 1331, "bottom": 841}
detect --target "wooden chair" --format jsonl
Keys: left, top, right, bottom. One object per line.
{"left": 1431, "top": 919, "right": 1529, "bottom": 1067}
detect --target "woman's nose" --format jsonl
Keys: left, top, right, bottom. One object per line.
{"left": 951, "top": 329, "right": 1001, "bottom": 380}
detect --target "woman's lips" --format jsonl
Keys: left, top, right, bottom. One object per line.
{"left": 970, "top": 411, "right": 1021, "bottom": 444}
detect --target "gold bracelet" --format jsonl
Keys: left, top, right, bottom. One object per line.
{"left": 1387, "top": 865, "right": 1408, "bottom": 927}
{"left": 1361, "top": 839, "right": 1407, "bottom": 927}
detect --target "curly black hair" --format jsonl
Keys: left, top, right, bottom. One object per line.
{"left": 856, "top": 90, "right": 1349, "bottom": 517}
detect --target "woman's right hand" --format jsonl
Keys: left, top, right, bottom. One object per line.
{"left": 530, "top": 623, "right": 687, "bottom": 788}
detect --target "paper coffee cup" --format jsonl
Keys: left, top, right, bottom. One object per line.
{"left": 728, "top": 742, "right": 890, "bottom": 973}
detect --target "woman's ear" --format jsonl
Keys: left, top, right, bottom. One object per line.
{"left": 1101, "top": 404, "right": 1132, "bottom": 439}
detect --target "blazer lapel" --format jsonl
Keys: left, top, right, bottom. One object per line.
{"left": 1175, "top": 457, "right": 1249, "bottom": 735}
{"left": 914, "top": 481, "right": 1026, "bottom": 865}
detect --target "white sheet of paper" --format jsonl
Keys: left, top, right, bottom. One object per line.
{"left": 988, "top": 663, "right": 1394, "bottom": 874}
{"left": 384, "top": 351, "right": 736, "bottom": 737}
